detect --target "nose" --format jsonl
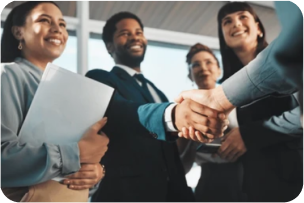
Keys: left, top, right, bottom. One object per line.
{"left": 233, "top": 18, "right": 242, "bottom": 28}
{"left": 129, "top": 32, "right": 140, "bottom": 42}
{"left": 50, "top": 22, "right": 62, "bottom": 34}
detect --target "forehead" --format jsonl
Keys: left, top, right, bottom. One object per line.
{"left": 223, "top": 11, "right": 252, "bottom": 19}
{"left": 115, "top": 18, "right": 142, "bottom": 30}
{"left": 28, "top": 3, "right": 63, "bottom": 19}
{"left": 191, "top": 51, "right": 216, "bottom": 61}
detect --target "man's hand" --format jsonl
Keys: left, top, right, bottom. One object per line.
{"left": 173, "top": 99, "right": 228, "bottom": 142}
{"left": 217, "top": 127, "right": 247, "bottom": 162}
{"left": 63, "top": 163, "right": 105, "bottom": 190}
{"left": 175, "top": 86, "right": 235, "bottom": 115}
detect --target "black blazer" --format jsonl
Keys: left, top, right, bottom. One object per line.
{"left": 86, "top": 67, "right": 194, "bottom": 202}
{"left": 237, "top": 95, "right": 303, "bottom": 201}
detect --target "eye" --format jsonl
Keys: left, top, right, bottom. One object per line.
{"left": 223, "top": 19, "right": 231, "bottom": 26}
{"left": 120, "top": 32, "right": 129, "bottom": 37}
{"left": 59, "top": 22, "right": 66, "bottom": 28}
{"left": 39, "top": 18, "right": 50, "bottom": 24}
{"left": 191, "top": 63, "right": 200, "bottom": 69}
{"left": 240, "top": 15, "right": 247, "bottom": 20}
{"left": 137, "top": 31, "right": 143, "bottom": 36}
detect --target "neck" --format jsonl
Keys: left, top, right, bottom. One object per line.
{"left": 115, "top": 59, "right": 141, "bottom": 72}
{"left": 22, "top": 53, "right": 53, "bottom": 71}
{"left": 199, "top": 83, "right": 216, "bottom": 90}
{"left": 233, "top": 44, "right": 257, "bottom": 66}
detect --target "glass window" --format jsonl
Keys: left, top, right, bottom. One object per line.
{"left": 88, "top": 33, "right": 114, "bottom": 72}
{"left": 53, "top": 31, "right": 77, "bottom": 73}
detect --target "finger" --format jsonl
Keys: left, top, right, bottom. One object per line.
{"left": 64, "top": 179, "right": 96, "bottom": 186}
{"left": 188, "top": 127, "right": 198, "bottom": 141}
{"left": 219, "top": 145, "right": 235, "bottom": 160}
{"left": 189, "top": 126, "right": 195, "bottom": 137}
{"left": 226, "top": 148, "right": 239, "bottom": 161}
{"left": 178, "top": 132, "right": 183, "bottom": 137}
{"left": 189, "top": 100, "right": 219, "bottom": 118}
{"left": 218, "top": 113, "right": 226, "bottom": 120}
{"left": 65, "top": 171, "right": 97, "bottom": 179}
{"left": 69, "top": 185, "right": 93, "bottom": 190}
{"left": 90, "top": 117, "right": 108, "bottom": 133}
{"left": 218, "top": 141, "right": 233, "bottom": 155}
{"left": 182, "top": 127, "right": 190, "bottom": 139}
{"left": 195, "top": 131, "right": 211, "bottom": 143}
{"left": 79, "top": 163, "right": 95, "bottom": 171}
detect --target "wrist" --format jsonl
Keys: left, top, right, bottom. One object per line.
{"left": 213, "top": 86, "right": 235, "bottom": 113}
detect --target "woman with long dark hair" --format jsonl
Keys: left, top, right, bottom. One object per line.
{"left": 1, "top": 2, "right": 108, "bottom": 201}
{"left": 216, "top": 2, "right": 302, "bottom": 201}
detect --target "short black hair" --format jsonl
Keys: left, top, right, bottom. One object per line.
{"left": 102, "top": 12, "right": 144, "bottom": 46}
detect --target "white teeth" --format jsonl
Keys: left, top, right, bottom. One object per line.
{"left": 233, "top": 31, "right": 246, "bottom": 36}
{"left": 48, "top": 39, "right": 61, "bottom": 45}
{"left": 130, "top": 45, "right": 141, "bottom": 50}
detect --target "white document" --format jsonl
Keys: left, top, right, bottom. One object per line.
{"left": 18, "top": 63, "right": 114, "bottom": 180}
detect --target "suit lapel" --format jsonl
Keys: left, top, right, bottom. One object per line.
{"left": 111, "top": 66, "right": 155, "bottom": 103}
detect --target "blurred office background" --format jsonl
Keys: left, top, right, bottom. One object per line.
{"left": 1, "top": 1, "right": 280, "bottom": 189}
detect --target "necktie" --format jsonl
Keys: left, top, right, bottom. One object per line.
{"left": 134, "top": 74, "right": 154, "bottom": 102}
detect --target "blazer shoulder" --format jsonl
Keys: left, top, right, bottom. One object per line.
{"left": 86, "top": 69, "right": 118, "bottom": 87}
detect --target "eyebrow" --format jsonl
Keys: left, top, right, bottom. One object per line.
{"left": 39, "top": 14, "right": 66, "bottom": 22}
{"left": 222, "top": 11, "right": 246, "bottom": 21}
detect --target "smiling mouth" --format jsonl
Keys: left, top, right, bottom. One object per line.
{"left": 232, "top": 30, "right": 247, "bottom": 37}
{"left": 128, "top": 44, "right": 144, "bottom": 51}
{"left": 46, "top": 38, "right": 62, "bottom": 46}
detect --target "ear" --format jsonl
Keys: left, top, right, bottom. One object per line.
{"left": 106, "top": 43, "right": 114, "bottom": 56}
{"left": 256, "top": 22, "right": 262, "bottom": 36}
{"left": 11, "top": 26, "right": 24, "bottom": 41}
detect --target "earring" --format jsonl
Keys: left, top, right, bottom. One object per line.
{"left": 18, "top": 41, "right": 22, "bottom": 50}
{"left": 259, "top": 33, "right": 263, "bottom": 38}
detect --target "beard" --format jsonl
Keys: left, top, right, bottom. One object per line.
{"left": 116, "top": 46, "right": 146, "bottom": 68}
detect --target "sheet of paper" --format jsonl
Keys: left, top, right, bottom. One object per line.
{"left": 18, "top": 63, "right": 114, "bottom": 181}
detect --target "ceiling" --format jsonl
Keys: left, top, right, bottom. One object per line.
{"left": 5, "top": 1, "right": 280, "bottom": 42}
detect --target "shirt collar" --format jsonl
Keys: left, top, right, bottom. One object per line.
{"left": 15, "top": 57, "right": 44, "bottom": 77}
{"left": 115, "top": 64, "right": 142, "bottom": 77}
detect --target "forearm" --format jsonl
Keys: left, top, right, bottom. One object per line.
{"left": 1, "top": 135, "right": 80, "bottom": 187}
{"left": 222, "top": 42, "right": 297, "bottom": 107}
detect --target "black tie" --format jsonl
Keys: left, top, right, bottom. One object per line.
{"left": 134, "top": 74, "right": 154, "bottom": 102}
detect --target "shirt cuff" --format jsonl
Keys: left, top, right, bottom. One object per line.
{"left": 164, "top": 103, "right": 178, "bottom": 132}
{"left": 58, "top": 142, "right": 81, "bottom": 175}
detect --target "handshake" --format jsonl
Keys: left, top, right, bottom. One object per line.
{"left": 172, "top": 86, "right": 235, "bottom": 143}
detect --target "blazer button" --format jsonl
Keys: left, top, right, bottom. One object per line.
{"left": 150, "top": 133, "right": 158, "bottom": 139}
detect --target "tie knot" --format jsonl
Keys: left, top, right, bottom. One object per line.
{"left": 134, "top": 74, "right": 146, "bottom": 83}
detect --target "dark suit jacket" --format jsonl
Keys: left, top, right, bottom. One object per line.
{"left": 237, "top": 95, "right": 303, "bottom": 202}
{"left": 86, "top": 67, "right": 194, "bottom": 202}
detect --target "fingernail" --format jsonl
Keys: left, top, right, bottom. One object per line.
{"left": 64, "top": 180, "right": 70, "bottom": 184}
{"left": 69, "top": 185, "right": 74, "bottom": 188}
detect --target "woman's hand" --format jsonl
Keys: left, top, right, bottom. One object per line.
{"left": 63, "top": 163, "right": 105, "bottom": 190}
{"left": 217, "top": 127, "right": 247, "bottom": 162}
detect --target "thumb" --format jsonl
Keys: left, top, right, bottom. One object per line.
{"left": 174, "top": 89, "right": 196, "bottom": 103}
{"left": 90, "top": 117, "right": 108, "bottom": 133}
{"left": 175, "top": 93, "right": 185, "bottom": 103}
